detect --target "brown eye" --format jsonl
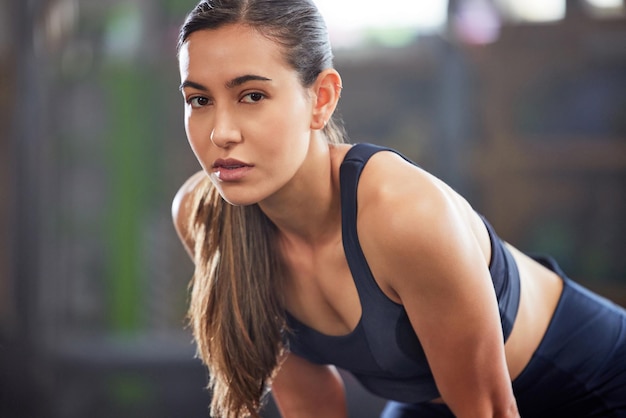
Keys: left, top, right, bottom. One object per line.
{"left": 189, "top": 96, "right": 210, "bottom": 108}
{"left": 241, "top": 92, "right": 265, "bottom": 103}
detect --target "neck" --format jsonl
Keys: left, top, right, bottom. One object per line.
{"left": 258, "top": 137, "right": 342, "bottom": 246}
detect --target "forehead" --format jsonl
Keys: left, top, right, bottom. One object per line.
{"left": 178, "top": 24, "right": 291, "bottom": 81}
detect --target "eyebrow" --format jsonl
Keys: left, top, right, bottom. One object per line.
{"left": 179, "top": 74, "right": 272, "bottom": 92}
{"left": 226, "top": 74, "right": 272, "bottom": 89}
{"left": 179, "top": 80, "right": 208, "bottom": 91}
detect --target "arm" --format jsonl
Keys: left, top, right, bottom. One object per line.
{"left": 171, "top": 170, "right": 207, "bottom": 259}
{"left": 271, "top": 353, "right": 348, "bottom": 418}
{"left": 359, "top": 153, "right": 519, "bottom": 418}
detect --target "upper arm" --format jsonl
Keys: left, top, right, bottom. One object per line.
{"left": 171, "top": 170, "right": 207, "bottom": 260}
{"left": 359, "top": 153, "right": 517, "bottom": 417}
{"left": 271, "top": 353, "right": 348, "bottom": 418}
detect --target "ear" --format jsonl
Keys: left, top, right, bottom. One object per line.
{"left": 310, "top": 69, "right": 343, "bottom": 130}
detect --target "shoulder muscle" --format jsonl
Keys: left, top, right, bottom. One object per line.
{"left": 356, "top": 150, "right": 480, "bottom": 288}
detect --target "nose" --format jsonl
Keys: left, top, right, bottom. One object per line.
{"left": 210, "top": 107, "right": 242, "bottom": 148}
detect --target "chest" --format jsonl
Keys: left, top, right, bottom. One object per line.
{"left": 281, "top": 237, "right": 362, "bottom": 336}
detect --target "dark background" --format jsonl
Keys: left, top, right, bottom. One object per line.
{"left": 1, "top": 0, "right": 625, "bottom": 417}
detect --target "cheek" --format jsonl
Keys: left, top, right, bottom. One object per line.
{"left": 269, "top": 101, "right": 312, "bottom": 166}
{"left": 184, "top": 115, "right": 211, "bottom": 166}
{"left": 184, "top": 115, "right": 198, "bottom": 150}
{"left": 273, "top": 93, "right": 312, "bottom": 135}
{"left": 183, "top": 112, "right": 191, "bottom": 140}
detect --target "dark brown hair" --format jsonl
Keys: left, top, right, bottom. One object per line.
{"left": 178, "top": 1, "right": 346, "bottom": 417}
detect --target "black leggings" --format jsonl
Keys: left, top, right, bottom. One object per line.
{"left": 381, "top": 259, "right": 626, "bottom": 418}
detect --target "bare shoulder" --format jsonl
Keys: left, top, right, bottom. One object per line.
{"left": 355, "top": 150, "right": 483, "bottom": 295}
{"left": 172, "top": 170, "right": 208, "bottom": 258}
{"left": 357, "top": 150, "right": 459, "bottom": 237}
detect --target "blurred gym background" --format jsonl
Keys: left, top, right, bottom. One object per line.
{"left": 1, "top": 0, "right": 625, "bottom": 417}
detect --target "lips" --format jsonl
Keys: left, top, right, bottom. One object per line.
{"left": 212, "top": 158, "right": 253, "bottom": 181}
{"left": 213, "top": 158, "right": 249, "bottom": 169}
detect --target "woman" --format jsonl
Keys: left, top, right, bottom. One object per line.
{"left": 172, "top": 1, "right": 626, "bottom": 417}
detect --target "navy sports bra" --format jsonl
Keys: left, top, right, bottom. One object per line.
{"left": 285, "top": 143, "right": 521, "bottom": 403}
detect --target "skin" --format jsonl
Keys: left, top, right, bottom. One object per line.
{"left": 175, "top": 23, "right": 564, "bottom": 418}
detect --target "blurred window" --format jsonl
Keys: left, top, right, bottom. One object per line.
{"left": 314, "top": 0, "right": 449, "bottom": 47}
{"left": 495, "top": 0, "right": 566, "bottom": 23}
{"left": 585, "top": 0, "right": 625, "bottom": 17}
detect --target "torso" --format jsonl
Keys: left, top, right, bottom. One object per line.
{"left": 504, "top": 246, "right": 563, "bottom": 380}
{"left": 281, "top": 227, "right": 361, "bottom": 337}
{"left": 281, "top": 144, "right": 362, "bottom": 337}
{"left": 280, "top": 143, "right": 564, "bottom": 399}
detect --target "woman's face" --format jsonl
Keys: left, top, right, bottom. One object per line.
{"left": 178, "top": 24, "right": 315, "bottom": 206}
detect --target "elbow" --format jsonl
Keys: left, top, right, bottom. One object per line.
{"left": 484, "top": 396, "right": 519, "bottom": 418}
{"left": 496, "top": 400, "right": 520, "bottom": 418}
{"left": 449, "top": 395, "right": 519, "bottom": 418}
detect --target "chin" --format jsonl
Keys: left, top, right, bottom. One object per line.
{"left": 216, "top": 189, "right": 263, "bottom": 207}
{"left": 221, "top": 198, "right": 258, "bottom": 207}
